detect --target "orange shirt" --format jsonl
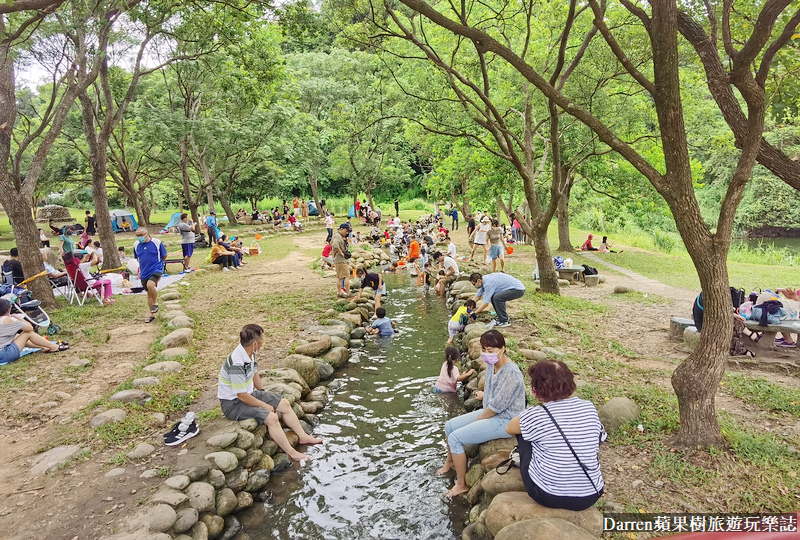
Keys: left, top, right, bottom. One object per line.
{"left": 409, "top": 240, "right": 420, "bottom": 259}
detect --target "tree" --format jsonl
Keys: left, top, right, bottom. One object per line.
{"left": 384, "top": 0, "right": 800, "bottom": 447}
{"left": 0, "top": 1, "right": 113, "bottom": 306}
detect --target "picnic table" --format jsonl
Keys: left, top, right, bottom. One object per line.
{"left": 556, "top": 267, "right": 584, "bottom": 284}
{"left": 744, "top": 320, "right": 800, "bottom": 352}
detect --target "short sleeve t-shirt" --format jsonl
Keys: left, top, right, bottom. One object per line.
{"left": 361, "top": 273, "right": 380, "bottom": 290}
{"left": 370, "top": 317, "right": 394, "bottom": 336}
{"left": 0, "top": 316, "right": 24, "bottom": 349}
{"left": 217, "top": 344, "right": 257, "bottom": 400}
{"left": 442, "top": 256, "right": 460, "bottom": 276}
{"left": 435, "top": 362, "right": 461, "bottom": 392}
{"left": 331, "top": 234, "right": 347, "bottom": 264}
{"left": 59, "top": 234, "right": 75, "bottom": 254}
{"left": 178, "top": 222, "right": 194, "bottom": 244}
{"left": 133, "top": 238, "right": 167, "bottom": 278}
{"left": 322, "top": 244, "right": 332, "bottom": 258}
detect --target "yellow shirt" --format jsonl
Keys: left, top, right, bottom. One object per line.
{"left": 450, "top": 306, "right": 469, "bottom": 323}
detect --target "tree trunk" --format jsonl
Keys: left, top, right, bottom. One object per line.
{"left": 557, "top": 191, "right": 572, "bottom": 252}
{"left": 532, "top": 224, "right": 559, "bottom": 294}
{"left": 670, "top": 247, "right": 730, "bottom": 448}
{"left": 366, "top": 190, "right": 375, "bottom": 210}
{"left": 217, "top": 190, "right": 237, "bottom": 224}
{"left": 4, "top": 199, "right": 55, "bottom": 308}
{"left": 180, "top": 139, "right": 201, "bottom": 225}
{"left": 309, "top": 170, "right": 321, "bottom": 218}
{"left": 78, "top": 92, "right": 120, "bottom": 271}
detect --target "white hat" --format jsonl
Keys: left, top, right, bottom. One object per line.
{"left": 481, "top": 216, "right": 490, "bottom": 223}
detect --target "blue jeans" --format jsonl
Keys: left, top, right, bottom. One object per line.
{"left": 445, "top": 409, "right": 513, "bottom": 455}
{"left": 491, "top": 288, "right": 525, "bottom": 324}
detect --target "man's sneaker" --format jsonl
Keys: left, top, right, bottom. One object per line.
{"left": 495, "top": 320, "right": 511, "bottom": 328}
{"left": 164, "top": 412, "right": 200, "bottom": 446}
{"left": 222, "top": 267, "right": 230, "bottom": 272}
{"left": 486, "top": 320, "right": 497, "bottom": 330}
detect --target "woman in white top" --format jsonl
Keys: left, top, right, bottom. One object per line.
{"left": 0, "top": 299, "right": 67, "bottom": 364}
{"left": 469, "top": 216, "right": 492, "bottom": 262}
{"left": 506, "top": 359, "right": 605, "bottom": 510}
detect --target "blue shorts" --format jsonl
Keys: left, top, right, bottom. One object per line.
{"left": 0, "top": 342, "right": 21, "bottom": 365}
{"left": 489, "top": 244, "right": 503, "bottom": 259}
{"left": 181, "top": 243, "right": 194, "bottom": 258}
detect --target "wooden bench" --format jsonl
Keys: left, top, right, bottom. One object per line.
{"left": 164, "top": 258, "right": 186, "bottom": 272}
{"left": 556, "top": 267, "right": 584, "bottom": 283}
{"left": 744, "top": 320, "right": 800, "bottom": 351}
{"left": 669, "top": 317, "right": 696, "bottom": 341}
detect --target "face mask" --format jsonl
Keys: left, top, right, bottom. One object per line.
{"left": 137, "top": 236, "right": 147, "bottom": 243}
{"left": 482, "top": 352, "right": 500, "bottom": 365}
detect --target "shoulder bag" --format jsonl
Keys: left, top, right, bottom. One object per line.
{"left": 541, "top": 404, "right": 603, "bottom": 496}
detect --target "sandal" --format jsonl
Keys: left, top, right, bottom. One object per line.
{"left": 745, "top": 350, "right": 756, "bottom": 358}
{"left": 145, "top": 316, "right": 156, "bottom": 323}
{"left": 749, "top": 332, "right": 762, "bottom": 343}
{"left": 46, "top": 343, "right": 69, "bottom": 353}
{"left": 150, "top": 305, "right": 159, "bottom": 314}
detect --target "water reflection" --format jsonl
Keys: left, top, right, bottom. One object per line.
{"left": 239, "top": 274, "right": 471, "bottom": 539}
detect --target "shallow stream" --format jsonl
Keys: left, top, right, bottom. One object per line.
{"left": 238, "top": 273, "right": 471, "bottom": 539}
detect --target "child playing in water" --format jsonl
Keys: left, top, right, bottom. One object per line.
{"left": 434, "top": 346, "right": 475, "bottom": 393}
{"left": 447, "top": 300, "right": 477, "bottom": 345}
{"left": 366, "top": 307, "right": 396, "bottom": 336}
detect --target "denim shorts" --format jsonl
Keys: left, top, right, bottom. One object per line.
{"left": 489, "top": 244, "right": 503, "bottom": 259}
{"left": 0, "top": 342, "right": 21, "bottom": 365}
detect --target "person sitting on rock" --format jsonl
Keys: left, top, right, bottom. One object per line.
{"left": 438, "top": 330, "right": 525, "bottom": 497}
{"left": 506, "top": 360, "right": 606, "bottom": 510}
{"left": 218, "top": 324, "right": 322, "bottom": 462}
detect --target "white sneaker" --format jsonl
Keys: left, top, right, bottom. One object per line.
{"left": 486, "top": 320, "right": 497, "bottom": 329}
{"left": 222, "top": 267, "right": 230, "bottom": 272}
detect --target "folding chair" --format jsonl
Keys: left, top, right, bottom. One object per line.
{"left": 49, "top": 274, "right": 71, "bottom": 299}
{"left": 64, "top": 257, "right": 102, "bottom": 306}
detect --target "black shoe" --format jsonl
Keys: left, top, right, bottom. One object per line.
{"left": 164, "top": 412, "right": 200, "bottom": 446}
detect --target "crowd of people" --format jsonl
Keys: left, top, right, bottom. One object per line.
{"left": 311, "top": 202, "right": 604, "bottom": 508}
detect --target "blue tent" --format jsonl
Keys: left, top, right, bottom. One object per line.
{"left": 348, "top": 204, "right": 356, "bottom": 218}
{"left": 110, "top": 209, "right": 138, "bottom": 232}
{"left": 161, "top": 212, "right": 182, "bottom": 232}
{"left": 308, "top": 200, "right": 319, "bottom": 216}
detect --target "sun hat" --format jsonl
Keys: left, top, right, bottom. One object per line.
{"left": 480, "top": 216, "right": 490, "bottom": 223}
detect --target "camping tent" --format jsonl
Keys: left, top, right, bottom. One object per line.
{"left": 348, "top": 204, "right": 356, "bottom": 218}
{"left": 160, "top": 212, "right": 182, "bottom": 233}
{"left": 308, "top": 200, "right": 319, "bottom": 217}
{"left": 110, "top": 209, "right": 138, "bottom": 232}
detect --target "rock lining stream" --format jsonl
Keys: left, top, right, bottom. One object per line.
{"left": 237, "top": 274, "right": 471, "bottom": 539}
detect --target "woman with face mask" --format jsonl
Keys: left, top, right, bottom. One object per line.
{"left": 58, "top": 226, "right": 76, "bottom": 261}
{"left": 437, "top": 330, "right": 526, "bottom": 497}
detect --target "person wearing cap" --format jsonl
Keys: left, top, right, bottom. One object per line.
{"left": 581, "top": 234, "right": 598, "bottom": 251}
{"left": 133, "top": 228, "right": 167, "bottom": 322}
{"left": 332, "top": 223, "right": 352, "bottom": 297}
{"left": 205, "top": 211, "right": 219, "bottom": 247}
{"left": 469, "top": 215, "right": 492, "bottom": 262}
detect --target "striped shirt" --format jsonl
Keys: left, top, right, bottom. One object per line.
{"left": 483, "top": 361, "right": 526, "bottom": 419}
{"left": 217, "top": 345, "right": 257, "bottom": 400}
{"left": 519, "top": 397, "right": 605, "bottom": 497}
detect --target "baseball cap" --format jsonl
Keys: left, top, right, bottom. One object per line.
{"left": 339, "top": 223, "right": 352, "bottom": 231}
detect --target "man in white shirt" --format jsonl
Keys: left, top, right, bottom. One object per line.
{"left": 433, "top": 251, "right": 460, "bottom": 295}
{"left": 446, "top": 236, "right": 457, "bottom": 259}
{"left": 325, "top": 212, "right": 335, "bottom": 242}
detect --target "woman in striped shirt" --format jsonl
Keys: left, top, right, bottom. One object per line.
{"left": 506, "top": 360, "right": 606, "bottom": 510}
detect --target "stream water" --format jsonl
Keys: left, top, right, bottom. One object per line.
{"left": 238, "top": 273, "right": 471, "bottom": 539}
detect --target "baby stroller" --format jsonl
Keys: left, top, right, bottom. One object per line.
{"left": 0, "top": 273, "right": 60, "bottom": 335}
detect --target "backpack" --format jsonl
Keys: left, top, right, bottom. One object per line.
{"left": 582, "top": 264, "right": 598, "bottom": 276}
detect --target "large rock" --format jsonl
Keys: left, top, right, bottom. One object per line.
{"left": 127, "top": 443, "right": 156, "bottom": 460}
{"left": 329, "top": 335, "right": 349, "bottom": 349}
{"left": 293, "top": 335, "right": 332, "bottom": 357}
{"left": 204, "top": 451, "right": 238, "bottom": 473}
{"left": 261, "top": 367, "right": 310, "bottom": 395}
{"left": 276, "top": 354, "right": 320, "bottom": 388}
{"left": 216, "top": 488, "right": 239, "bottom": 517}
{"left": 484, "top": 492, "right": 603, "bottom": 537}
{"left": 159, "top": 348, "right": 190, "bottom": 358}
{"left": 150, "top": 487, "right": 189, "bottom": 507}
{"left": 318, "top": 327, "right": 351, "bottom": 342}
{"left": 519, "top": 349, "right": 547, "bottom": 362}
{"left": 30, "top": 445, "right": 83, "bottom": 475}
{"left": 89, "top": 408, "right": 127, "bottom": 428}
{"left": 321, "top": 347, "right": 349, "bottom": 369}
{"left": 185, "top": 482, "right": 216, "bottom": 512}
{"left": 201, "top": 514, "right": 224, "bottom": 538}
{"left": 338, "top": 313, "right": 362, "bottom": 327}
{"left": 243, "top": 469, "right": 270, "bottom": 492}
{"left": 494, "top": 517, "right": 597, "bottom": 540}
{"left": 132, "top": 376, "right": 160, "bottom": 387}
{"left": 160, "top": 328, "right": 194, "bottom": 348}
{"left": 316, "top": 360, "right": 334, "bottom": 380}
{"left": 478, "top": 438, "right": 517, "bottom": 461}
{"left": 110, "top": 389, "right": 152, "bottom": 406}
{"left": 140, "top": 504, "right": 177, "bottom": 533}
{"left": 541, "top": 347, "right": 566, "bottom": 359}
{"left": 168, "top": 316, "right": 195, "bottom": 329}
{"left": 224, "top": 467, "right": 249, "bottom": 491}
{"left": 350, "top": 327, "right": 366, "bottom": 340}
{"left": 481, "top": 468, "right": 526, "bottom": 496}
{"left": 598, "top": 397, "right": 640, "bottom": 433}
{"left": 207, "top": 433, "right": 238, "bottom": 449}
{"left": 261, "top": 381, "right": 301, "bottom": 404}
{"left": 160, "top": 290, "right": 181, "bottom": 301}
{"left": 173, "top": 508, "right": 199, "bottom": 534}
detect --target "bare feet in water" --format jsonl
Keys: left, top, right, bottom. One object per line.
{"left": 299, "top": 435, "right": 323, "bottom": 445}
{"left": 436, "top": 461, "right": 453, "bottom": 475}
{"left": 445, "top": 483, "right": 469, "bottom": 497}
{"left": 289, "top": 451, "right": 311, "bottom": 462}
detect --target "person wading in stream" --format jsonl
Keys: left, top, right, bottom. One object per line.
{"left": 218, "top": 324, "right": 322, "bottom": 462}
